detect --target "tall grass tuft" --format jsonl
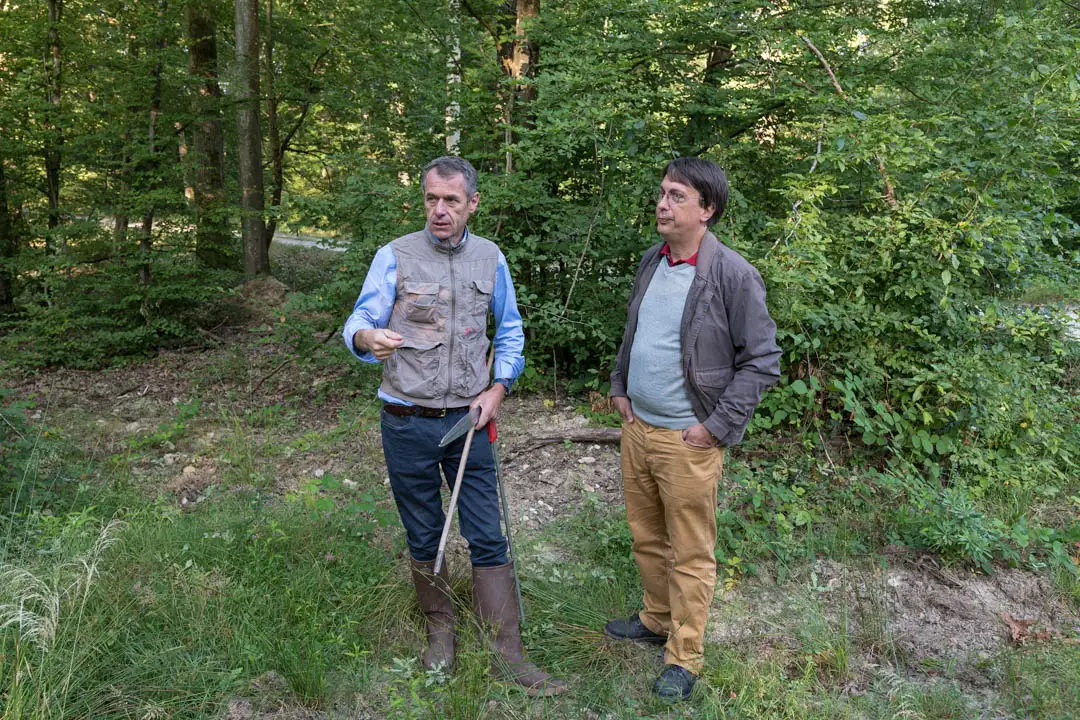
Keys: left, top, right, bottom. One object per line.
{"left": 0, "top": 517, "right": 125, "bottom": 719}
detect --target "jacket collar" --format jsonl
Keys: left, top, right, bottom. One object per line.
{"left": 694, "top": 230, "right": 720, "bottom": 280}
{"left": 424, "top": 225, "right": 470, "bottom": 254}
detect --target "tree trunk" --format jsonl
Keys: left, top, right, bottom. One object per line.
{"left": 263, "top": 0, "right": 282, "bottom": 246}
{"left": 186, "top": 1, "right": 231, "bottom": 269}
{"left": 509, "top": 0, "right": 539, "bottom": 107}
{"left": 43, "top": 0, "right": 63, "bottom": 245}
{"left": 235, "top": 0, "right": 269, "bottom": 276}
{"left": 0, "top": 159, "right": 14, "bottom": 313}
{"left": 139, "top": 2, "right": 167, "bottom": 287}
{"left": 176, "top": 123, "right": 195, "bottom": 204}
{"left": 495, "top": 0, "right": 538, "bottom": 173}
{"left": 679, "top": 42, "right": 734, "bottom": 154}
{"left": 445, "top": 0, "right": 461, "bottom": 152}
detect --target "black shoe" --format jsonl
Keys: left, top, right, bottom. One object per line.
{"left": 653, "top": 664, "right": 696, "bottom": 702}
{"left": 603, "top": 615, "right": 667, "bottom": 645}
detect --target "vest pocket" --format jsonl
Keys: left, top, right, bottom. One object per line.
{"left": 403, "top": 281, "right": 441, "bottom": 324}
{"left": 454, "top": 332, "right": 490, "bottom": 397}
{"left": 388, "top": 337, "right": 443, "bottom": 399}
{"left": 469, "top": 279, "right": 494, "bottom": 316}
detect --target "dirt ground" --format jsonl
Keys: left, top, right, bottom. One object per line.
{"left": 7, "top": 330, "right": 1078, "bottom": 718}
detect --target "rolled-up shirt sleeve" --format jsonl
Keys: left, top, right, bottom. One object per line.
{"left": 342, "top": 245, "right": 397, "bottom": 363}
{"left": 491, "top": 250, "right": 526, "bottom": 385}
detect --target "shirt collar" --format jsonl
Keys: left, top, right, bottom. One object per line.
{"left": 659, "top": 242, "right": 698, "bottom": 266}
{"left": 425, "top": 225, "right": 470, "bottom": 252}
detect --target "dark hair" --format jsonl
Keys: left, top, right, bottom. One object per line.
{"left": 662, "top": 157, "right": 729, "bottom": 227}
{"left": 422, "top": 156, "right": 479, "bottom": 197}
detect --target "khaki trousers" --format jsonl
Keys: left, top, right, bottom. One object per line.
{"left": 621, "top": 416, "right": 724, "bottom": 674}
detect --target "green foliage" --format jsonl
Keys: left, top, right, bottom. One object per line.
{"left": 1, "top": 248, "right": 239, "bottom": 369}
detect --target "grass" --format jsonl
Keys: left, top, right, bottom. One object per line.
{"left": 3, "top": 280, "right": 1080, "bottom": 717}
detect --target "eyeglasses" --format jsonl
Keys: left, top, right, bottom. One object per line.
{"left": 656, "top": 188, "right": 700, "bottom": 206}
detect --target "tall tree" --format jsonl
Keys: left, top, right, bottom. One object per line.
{"left": 261, "top": 0, "right": 330, "bottom": 248}
{"left": 0, "top": 158, "right": 13, "bottom": 313}
{"left": 138, "top": 0, "right": 168, "bottom": 286}
{"left": 43, "top": 0, "right": 63, "bottom": 243}
{"left": 186, "top": 0, "right": 231, "bottom": 269}
{"left": 235, "top": 0, "right": 269, "bottom": 276}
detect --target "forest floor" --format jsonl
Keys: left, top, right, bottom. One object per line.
{"left": 3, "top": 274, "right": 1079, "bottom": 719}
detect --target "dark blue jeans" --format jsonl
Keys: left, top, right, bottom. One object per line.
{"left": 380, "top": 406, "right": 507, "bottom": 567}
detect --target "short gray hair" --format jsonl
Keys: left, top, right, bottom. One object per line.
{"left": 421, "top": 156, "right": 478, "bottom": 197}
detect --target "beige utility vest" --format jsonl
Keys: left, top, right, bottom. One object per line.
{"left": 379, "top": 228, "right": 498, "bottom": 407}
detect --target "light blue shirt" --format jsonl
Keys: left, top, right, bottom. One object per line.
{"left": 342, "top": 228, "right": 526, "bottom": 405}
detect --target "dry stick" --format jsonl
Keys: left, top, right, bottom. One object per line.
{"left": 799, "top": 35, "right": 898, "bottom": 209}
{"left": 434, "top": 423, "right": 476, "bottom": 574}
{"left": 251, "top": 357, "right": 293, "bottom": 394}
{"left": 434, "top": 347, "right": 495, "bottom": 574}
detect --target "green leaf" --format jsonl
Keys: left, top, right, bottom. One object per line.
{"left": 852, "top": 110, "right": 868, "bottom": 121}
{"left": 790, "top": 379, "right": 809, "bottom": 395}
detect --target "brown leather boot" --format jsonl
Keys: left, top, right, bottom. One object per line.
{"left": 410, "top": 558, "right": 456, "bottom": 670}
{"left": 472, "top": 563, "right": 569, "bottom": 697}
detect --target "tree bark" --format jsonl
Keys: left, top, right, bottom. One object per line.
{"left": 490, "top": 0, "right": 538, "bottom": 172}
{"left": 262, "top": 0, "right": 282, "bottom": 246}
{"left": 139, "top": 2, "right": 167, "bottom": 287}
{"left": 679, "top": 42, "right": 734, "bottom": 153}
{"left": 186, "top": 1, "right": 231, "bottom": 269}
{"left": 0, "top": 159, "right": 14, "bottom": 313}
{"left": 509, "top": 0, "right": 539, "bottom": 106}
{"left": 235, "top": 0, "right": 269, "bottom": 276}
{"left": 445, "top": 0, "right": 462, "bottom": 152}
{"left": 43, "top": 0, "right": 63, "bottom": 244}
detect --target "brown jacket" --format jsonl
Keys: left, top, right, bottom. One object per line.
{"left": 610, "top": 231, "right": 781, "bottom": 447}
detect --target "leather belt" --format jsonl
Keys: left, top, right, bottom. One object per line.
{"left": 382, "top": 403, "right": 466, "bottom": 418}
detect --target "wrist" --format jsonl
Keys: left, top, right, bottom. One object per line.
{"left": 492, "top": 378, "right": 511, "bottom": 394}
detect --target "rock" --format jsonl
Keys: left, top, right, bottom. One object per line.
{"left": 183, "top": 465, "right": 197, "bottom": 475}
{"left": 225, "top": 699, "right": 253, "bottom": 720}
{"left": 579, "top": 456, "right": 597, "bottom": 464}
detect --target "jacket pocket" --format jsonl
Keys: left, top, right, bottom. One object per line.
{"left": 454, "top": 331, "right": 490, "bottom": 398}
{"left": 694, "top": 366, "right": 735, "bottom": 390}
{"left": 469, "top": 279, "right": 494, "bottom": 316}
{"left": 387, "top": 337, "right": 443, "bottom": 399}
{"left": 403, "top": 281, "right": 441, "bottom": 324}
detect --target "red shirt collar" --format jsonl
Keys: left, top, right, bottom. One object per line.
{"left": 659, "top": 243, "right": 698, "bottom": 266}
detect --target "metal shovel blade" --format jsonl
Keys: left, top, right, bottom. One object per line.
{"left": 438, "top": 407, "right": 479, "bottom": 447}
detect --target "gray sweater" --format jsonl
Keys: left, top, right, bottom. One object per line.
{"left": 626, "top": 261, "right": 697, "bottom": 429}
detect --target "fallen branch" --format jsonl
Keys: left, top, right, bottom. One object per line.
{"left": 251, "top": 357, "right": 294, "bottom": 394}
{"left": 511, "top": 427, "right": 622, "bottom": 456}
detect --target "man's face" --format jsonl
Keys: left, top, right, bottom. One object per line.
{"left": 655, "top": 175, "right": 713, "bottom": 242}
{"left": 424, "top": 170, "right": 479, "bottom": 243}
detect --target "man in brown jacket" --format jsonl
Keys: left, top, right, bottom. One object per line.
{"left": 605, "top": 157, "right": 781, "bottom": 701}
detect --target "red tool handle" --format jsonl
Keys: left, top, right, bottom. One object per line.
{"left": 488, "top": 419, "right": 498, "bottom": 442}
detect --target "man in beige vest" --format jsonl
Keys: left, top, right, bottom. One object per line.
{"left": 343, "top": 157, "right": 566, "bottom": 696}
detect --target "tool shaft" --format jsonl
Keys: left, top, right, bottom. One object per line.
{"left": 434, "top": 424, "right": 475, "bottom": 574}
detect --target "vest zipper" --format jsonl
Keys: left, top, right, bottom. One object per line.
{"left": 445, "top": 246, "right": 456, "bottom": 409}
